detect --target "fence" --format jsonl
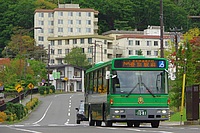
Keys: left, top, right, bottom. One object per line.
{"left": 0, "top": 88, "right": 38, "bottom": 111}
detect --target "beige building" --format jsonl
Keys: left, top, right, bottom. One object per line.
{"left": 34, "top": 4, "right": 174, "bottom": 65}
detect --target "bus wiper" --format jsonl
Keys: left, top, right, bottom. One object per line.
{"left": 126, "top": 83, "right": 139, "bottom": 97}
{"left": 142, "top": 83, "right": 155, "bottom": 97}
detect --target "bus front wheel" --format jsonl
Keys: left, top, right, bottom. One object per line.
{"left": 151, "top": 120, "right": 160, "bottom": 128}
{"left": 134, "top": 122, "right": 140, "bottom": 127}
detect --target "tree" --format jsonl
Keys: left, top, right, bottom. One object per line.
{"left": 0, "top": 58, "right": 47, "bottom": 92}
{"left": 169, "top": 28, "right": 199, "bottom": 109}
{"left": 64, "top": 47, "right": 90, "bottom": 68}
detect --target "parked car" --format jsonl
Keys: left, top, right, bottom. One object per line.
{"left": 75, "top": 100, "right": 86, "bottom": 124}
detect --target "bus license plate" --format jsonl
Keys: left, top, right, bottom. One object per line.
{"left": 135, "top": 110, "right": 147, "bottom": 116}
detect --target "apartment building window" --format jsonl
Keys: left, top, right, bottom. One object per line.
{"left": 58, "top": 12, "right": 63, "bottom": 16}
{"left": 38, "top": 20, "right": 44, "bottom": 25}
{"left": 88, "top": 38, "right": 92, "bottom": 44}
{"left": 58, "top": 49, "right": 62, "bottom": 54}
{"left": 58, "top": 60, "right": 62, "bottom": 64}
{"left": 68, "top": 12, "right": 73, "bottom": 16}
{"left": 86, "top": 28, "right": 91, "bottom": 33}
{"left": 135, "top": 50, "right": 140, "bottom": 55}
{"left": 73, "top": 39, "right": 77, "bottom": 44}
{"left": 128, "top": 40, "right": 133, "bottom": 46}
{"left": 50, "top": 49, "right": 55, "bottom": 55}
{"left": 48, "top": 21, "right": 54, "bottom": 26}
{"left": 165, "top": 41, "right": 169, "bottom": 46}
{"left": 58, "top": 40, "right": 62, "bottom": 45}
{"left": 129, "top": 50, "right": 133, "bottom": 55}
{"left": 68, "top": 27, "right": 73, "bottom": 32}
{"left": 48, "top": 13, "right": 53, "bottom": 17}
{"left": 147, "top": 41, "right": 152, "bottom": 46}
{"left": 68, "top": 20, "right": 73, "bottom": 24}
{"left": 76, "top": 12, "right": 81, "bottom": 16}
{"left": 88, "top": 47, "right": 93, "bottom": 53}
{"left": 76, "top": 28, "right": 81, "bottom": 33}
{"left": 147, "top": 50, "right": 151, "bottom": 56}
{"left": 86, "top": 12, "right": 91, "bottom": 17}
{"left": 58, "top": 27, "right": 63, "bottom": 32}
{"left": 135, "top": 40, "right": 140, "bottom": 46}
{"left": 76, "top": 20, "right": 81, "bottom": 25}
{"left": 65, "top": 39, "right": 69, "bottom": 45}
{"left": 48, "top": 28, "right": 54, "bottom": 33}
{"left": 39, "top": 28, "right": 44, "bottom": 33}
{"left": 50, "top": 40, "right": 55, "bottom": 46}
{"left": 38, "top": 36, "right": 44, "bottom": 41}
{"left": 38, "top": 13, "right": 44, "bottom": 17}
{"left": 88, "top": 58, "right": 92, "bottom": 63}
{"left": 104, "top": 49, "right": 107, "bottom": 54}
{"left": 82, "top": 48, "right": 85, "bottom": 53}
{"left": 58, "top": 19, "right": 63, "bottom": 24}
{"left": 65, "top": 49, "right": 70, "bottom": 54}
{"left": 80, "top": 38, "right": 84, "bottom": 44}
{"left": 86, "top": 20, "right": 91, "bottom": 25}
{"left": 50, "top": 59, "right": 55, "bottom": 64}
{"left": 154, "top": 51, "right": 158, "bottom": 56}
{"left": 154, "top": 41, "right": 158, "bottom": 46}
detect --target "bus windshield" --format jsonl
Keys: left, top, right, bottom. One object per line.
{"left": 112, "top": 70, "right": 168, "bottom": 95}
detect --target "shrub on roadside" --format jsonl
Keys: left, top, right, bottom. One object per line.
{"left": 0, "top": 111, "right": 7, "bottom": 122}
{"left": 26, "top": 97, "right": 39, "bottom": 111}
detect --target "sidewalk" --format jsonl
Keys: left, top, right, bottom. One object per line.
{"left": 20, "top": 93, "right": 41, "bottom": 106}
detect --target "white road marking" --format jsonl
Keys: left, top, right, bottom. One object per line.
{"left": 33, "top": 101, "right": 53, "bottom": 124}
{"left": 68, "top": 113, "right": 70, "bottom": 116}
{"left": 10, "top": 127, "right": 42, "bottom": 133}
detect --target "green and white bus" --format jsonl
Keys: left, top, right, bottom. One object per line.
{"left": 84, "top": 56, "right": 170, "bottom": 128}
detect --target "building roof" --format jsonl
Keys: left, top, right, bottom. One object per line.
{"left": 116, "top": 34, "right": 172, "bottom": 40}
{"left": 47, "top": 34, "right": 114, "bottom": 41}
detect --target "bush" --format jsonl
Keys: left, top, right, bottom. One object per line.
{"left": 26, "top": 97, "right": 39, "bottom": 111}
{"left": 0, "top": 112, "right": 7, "bottom": 122}
{"left": 38, "top": 85, "right": 55, "bottom": 95}
{"left": 6, "top": 102, "right": 27, "bottom": 120}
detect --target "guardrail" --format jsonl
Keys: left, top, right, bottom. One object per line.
{"left": 0, "top": 88, "right": 38, "bottom": 111}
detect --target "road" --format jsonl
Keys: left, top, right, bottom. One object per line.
{"left": 0, "top": 92, "right": 200, "bottom": 133}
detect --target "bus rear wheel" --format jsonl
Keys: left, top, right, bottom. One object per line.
{"left": 105, "top": 121, "right": 112, "bottom": 127}
{"left": 96, "top": 121, "right": 102, "bottom": 126}
{"left": 151, "top": 120, "right": 160, "bottom": 128}
{"left": 89, "top": 112, "right": 95, "bottom": 126}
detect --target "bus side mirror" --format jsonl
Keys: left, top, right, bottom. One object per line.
{"left": 105, "top": 71, "right": 110, "bottom": 79}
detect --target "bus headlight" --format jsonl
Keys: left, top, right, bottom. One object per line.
{"left": 162, "top": 110, "right": 167, "bottom": 114}
{"left": 114, "top": 110, "right": 125, "bottom": 113}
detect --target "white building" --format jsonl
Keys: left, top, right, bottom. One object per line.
{"left": 49, "top": 64, "right": 85, "bottom": 92}
{"left": 34, "top": 4, "right": 99, "bottom": 52}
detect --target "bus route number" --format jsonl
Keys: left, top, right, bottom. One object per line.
{"left": 135, "top": 110, "right": 147, "bottom": 116}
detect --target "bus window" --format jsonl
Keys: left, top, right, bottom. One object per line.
{"left": 93, "top": 71, "right": 97, "bottom": 93}
{"left": 112, "top": 71, "right": 168, "bottom": 94}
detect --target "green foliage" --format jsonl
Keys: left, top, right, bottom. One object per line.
{"left": 26, "top": 97, "right": 39, "bottom": 111}
{"left": 5, "top": 102, "right": 27, "bottom": 120}
{"left": 64, "top": 47, "right": 90, "bottom": 68}
{"left": 38, "top": 85, "right": 56, "bottom": 95}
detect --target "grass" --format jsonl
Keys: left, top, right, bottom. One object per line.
{"left": 169, "top": 109, "right": 186, "bottom": 121}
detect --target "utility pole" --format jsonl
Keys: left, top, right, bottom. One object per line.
{"left": 48, "top": 44, "right": 50, "bottom": 86}
{"left": 170, "top": 27, "right": 182, "bottom": 71}
{"left": 160, "top": 0, "right": 164, "bottom": 58}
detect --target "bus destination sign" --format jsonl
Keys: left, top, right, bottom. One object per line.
{"left": 114, "top": 59, "right": 166, "bottom": 68}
